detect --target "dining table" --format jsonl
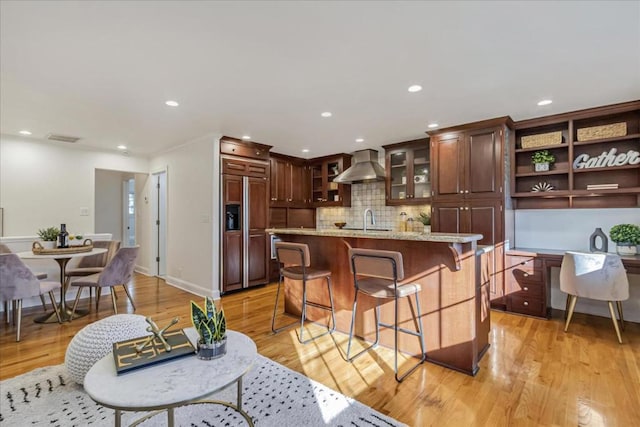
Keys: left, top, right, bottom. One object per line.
{"left": 17, "top": 247, "right": 108, "bottom": 323}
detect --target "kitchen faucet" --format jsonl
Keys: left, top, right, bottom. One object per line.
{"left": 363, "top": 208, "right": 376, "bottom": 232}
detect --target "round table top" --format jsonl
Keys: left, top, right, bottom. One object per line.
{"left": 84, "top": 329, "right": 257, "bottom": 411}
{"left": 16, "top": 247, "right": 107, "bottom": 259}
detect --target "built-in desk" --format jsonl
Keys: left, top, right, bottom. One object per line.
{"left": 505, "top": 248, "right": 640, "bottom": 318}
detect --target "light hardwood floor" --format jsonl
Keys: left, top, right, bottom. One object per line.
{"left": 1, "top": 273, "right": 639, "bottom": 426}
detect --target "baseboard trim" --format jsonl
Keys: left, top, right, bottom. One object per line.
{"left": 164, "top": 276, "right": 221, "bottom": 300}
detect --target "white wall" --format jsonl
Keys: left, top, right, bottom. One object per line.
{"left": 0, "top": 134, "right": 149, "bottom": 237}
{"left": 149, "top": 134, "right": 220, "bottom": 298}
{"left": 94, "top": 169, "right": 130, "bottom": 239}
{"left": 514, "top": 208, "right": 640, "bottom": 322}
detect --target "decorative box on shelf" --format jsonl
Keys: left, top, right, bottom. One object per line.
{"left": 521, "top": 131, "right": 563, "bottom": 149}
{"left": 577, "top": 122, "right": 626, "bottom": 142}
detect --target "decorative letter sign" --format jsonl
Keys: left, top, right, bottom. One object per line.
{"left": 573, "top": 148, "right": 640, "bottom": 169}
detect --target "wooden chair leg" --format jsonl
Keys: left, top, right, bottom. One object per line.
{"left": 16, "top": 299, "right": 22, "bottom": 342}
{"left": 48, "top": 291, "right": 62, "bottom": 323}
{"left": 71, "top": 287, "right": 83, "bottom": 317}
{"left": 39, "top": 294, "right": 47, "bottom": 311}
{"left": 608, "top": 301, "right": 623, "bottom": 344}
{"left": 121, "top": 285, "right": 136, "bottom": 311}
{"left": 564, "top": 295, "right": 578, "bottom": 332}
{"left": 616, "top": 301, "right": 625, "bottom": 331}
{"left": 564, "top": 294, "right": 571, "bottom": 320}
{"left": 110, "top": 288, "right": 118, "bottom": 314}
{"left": 96, "top": 288, "right": 102, "bottom": 311}
{"left": 4, "top": 301, "right": 10, "bottom": 324}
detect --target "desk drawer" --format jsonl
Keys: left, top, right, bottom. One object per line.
{"left": 506, "top": 255, "right": 543, "bottom": 283}
{"left": 506, "top": 280, "right": 544, "bottom": 299}
{"left": 508, "top": 295, "right": 546, "bottom": 317}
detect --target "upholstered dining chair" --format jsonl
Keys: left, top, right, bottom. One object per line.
{"left": 65, "top": 240, "right": 121, "bottom": 301}
{"left": 560, "top": 251, "right": 629, "bottom": 344}
{"left": 0, "top": 243, "right": 48, "bottom": 316}
{"left": 0, "top": 253, "right": 62, "bottom": 341}
{"left": 346, "top": 247, "right": 426, "bottom": 382}
{"left": 69, "top": 246, "right": 139, "bottom": 317}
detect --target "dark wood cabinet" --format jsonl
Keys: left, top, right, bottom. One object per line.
{"left": 222, "top": 231, "right": 242, "bottom": 292}
{"left": 309, "top": 154, "right": 352, "bottom": 207}
{"left": 504, "top": 252, "right": 550, "bottom": 318}
{"left": 512, "top": 100, "right": 640, "bottom": 209}
{"left": 432, "top": 125, "right": 506, "bottom": 200}
{"left": 269, "top": 153, "right": 311, "bottom": 207}
{"left": 429, "top": 117, "right": 514, "bottom": 310}
{"left": 382, "top": 138, "right": 431, "bottom": 205}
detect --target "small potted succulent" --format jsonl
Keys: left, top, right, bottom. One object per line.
{"left": 531, "top": 150, "right": 555, "bottom": 172}
{"left": 418, "top": 212, "right": 431, "bottom": 233}
{"left": 37, "top": 227, "right": 60, "bottom": 249}
{"left": 191, "top": 296, "right": 227, "bottom": 360}
{"left": 609, "top": 224, "right": 640, "bottom": 256}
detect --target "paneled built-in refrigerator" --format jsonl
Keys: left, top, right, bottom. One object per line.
{"left": 222, "top": 174, "right": 269, "bottom": 293}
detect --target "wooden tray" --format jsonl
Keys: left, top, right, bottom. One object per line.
{"left": 32, "top": 239, "right": 94, "bottom": 255}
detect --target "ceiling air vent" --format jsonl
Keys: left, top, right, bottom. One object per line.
{"left": 46, "top": 133, "right": 81, "bottom": 143}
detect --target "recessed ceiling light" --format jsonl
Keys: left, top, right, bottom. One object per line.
{"left": 117, "top": 144, "right": 127, "bottom": 150}
{"left": 242, "top": 135, "right": 251, "bottom": 140}
{"left": 427, "top": 123, "right": 439, "bottom": 129}
{"left": 19, "top": 130, "right": 32, "bottom": 135}
{"left": 537, "top": 99, "right": 553, "bottom": 106}
{"left": 355, "top": 138, "right": 364, "bottom": 143}
{"left": 302, "top": 149, "right": 310, "bottom": 153}
{"left": 165, "top": 100, "right": 179, "bottom": 107}
{"left": 408, "top": 85, "right": 423, "bottom": 93}
{"left": 321, "top": 112, "right": 332, "bottom": 118}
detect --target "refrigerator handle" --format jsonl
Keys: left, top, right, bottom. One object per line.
{"left": 242, "top": 176, "right": 249, "bottom": 288}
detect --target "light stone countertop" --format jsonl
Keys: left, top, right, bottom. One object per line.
{"left": 267, "top": 227, "right": 482, "bottom": 243}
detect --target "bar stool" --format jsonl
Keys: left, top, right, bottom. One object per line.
{"left": 271, "top": 241, "right": 336, "bottom": 344}
{"left": 346, "top": 247, "right": 426, "bottom": 382}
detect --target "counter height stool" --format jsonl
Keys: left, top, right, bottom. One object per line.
{"left": 272, "top": 241, "right": 336, "bottom": 344}
{"left": 347, "top": 248, "right": 426, "bottom": 382}
{"left": 560, "top": 251, "right": 629, "bottom": 344}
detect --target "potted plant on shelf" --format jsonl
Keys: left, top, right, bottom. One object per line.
{"left": 531, "top": 150, "right": 555, "bottom": 172}
{"left": 418, "top": 212, "right": 431, "bottom": 233}
{"left": 37, "top": 226, "right": 60, "bottom": 249}
{"left": 190, "top": 296, "right": 227, "bottom": 360}
{"left": 609, "top": 224, "right": 640, "bottom": 256}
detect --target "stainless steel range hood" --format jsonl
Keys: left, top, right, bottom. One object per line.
{"left": 333, "top": 149, "right": 386, "bottom": 184}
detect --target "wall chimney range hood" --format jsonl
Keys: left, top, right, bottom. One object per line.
{"left": 333, "top": 149, "right": 386, "bottom": 184}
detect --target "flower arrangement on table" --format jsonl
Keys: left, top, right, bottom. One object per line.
{"left": 190, "top": 296, "right": 227, "bottom": 359}
{"left": 609, "top": 224, "right": 640, "bottom": 255}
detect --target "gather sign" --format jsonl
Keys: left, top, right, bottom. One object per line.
{"left": 573, "top": 148, "right": 640, "bottom": 169}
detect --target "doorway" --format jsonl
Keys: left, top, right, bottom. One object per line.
{"left": 152, "top": 170, "right": 167, "bottom": 277}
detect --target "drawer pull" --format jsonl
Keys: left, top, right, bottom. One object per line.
{"left": 523, "top": 301, "right": 529, "bottom": 306}
{"left": 523, "top": 287, "right": 529, "bottom": 291}
{"left": 524, "top": 273, "right": 529, "bottom": 277}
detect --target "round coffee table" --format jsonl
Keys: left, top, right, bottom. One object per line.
{"left": 84, "top": 329, "right": 257, "bottom": 427}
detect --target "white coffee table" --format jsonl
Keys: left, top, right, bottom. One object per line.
{"left": 84, "top": 329, "right": 257, "bottom": 427}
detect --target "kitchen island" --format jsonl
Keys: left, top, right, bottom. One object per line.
{"left": 267, "top": 228, "right": 490, "bottom": 375}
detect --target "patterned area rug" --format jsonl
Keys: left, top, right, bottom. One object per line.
{"left": 0, "top": 354, "right": 405, "bottom": 427}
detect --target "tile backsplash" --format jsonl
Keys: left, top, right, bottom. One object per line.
{"left": 316, "top": 182, "right": 430, "bottom": 231}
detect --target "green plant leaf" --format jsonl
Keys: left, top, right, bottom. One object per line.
{"left": 198, "top": 319, "right": 213, "bottom": 344}
{"left": 205, "top": 296, "right": 215, "bottom": 319}
{"left": 190, "top": 300, "right": 208, "bottom": 338}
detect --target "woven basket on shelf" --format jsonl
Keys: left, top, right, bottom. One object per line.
{"left": 577, "top": 122, "right": 626, "bottom": 141}
{"left": 520, "top": 131, "right": 563, "bottom": 149}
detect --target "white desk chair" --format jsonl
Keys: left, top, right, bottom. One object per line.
{"left": 560, "top": 251, "right": 629, "bottom": 344}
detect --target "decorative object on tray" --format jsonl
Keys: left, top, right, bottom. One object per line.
{"left": 37, "top": 226, "right": 59, "bottom": 249}
{"left": 69, "top": 234, "right": 84, "bottom": 246}
{"left": 577, "top": 122, "right": 626, "bottom": 142}
{"left": 589, "top": 227, "right": 608, "bottom": 253}
{"left": 521, "top": 131, "right": 563, "bottom": 149}
{"left": 609, "top": 223, "right": 640, "bottom": 256}
{"left": 531, "top": 182, "right": 554, "bottom": 192}
{"left": 191, "top": 296, "right": 227, "bottom": 360}
{"left": 334, "top": 221, "right": 347, "bottom": 229}
{"left": 32, "top": 239, "right": 93, "bottom": 255}
{"left": 531, "top": 150, "right": 555, "bottom": 172}
{"left": 112, "top": 316, "right": 195, "bottom": 375}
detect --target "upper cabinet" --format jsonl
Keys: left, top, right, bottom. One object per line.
{"left": 269, "top": 153, "right": 311, "bottom": 207}
{"left": 430, "top": 117, "right": 513, "bottom": 201}
{"left": 512, "top": 101, "right": 640, "bottom": 209}
{"left": 382, "top": 138, "right": 431, "bottom": 205}
{"left": 309, "top": 154, "right": 352, "bottom": 207}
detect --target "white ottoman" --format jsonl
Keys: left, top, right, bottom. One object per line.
{"left": 65, "top": 314, "right": 149, "bottom": 385}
